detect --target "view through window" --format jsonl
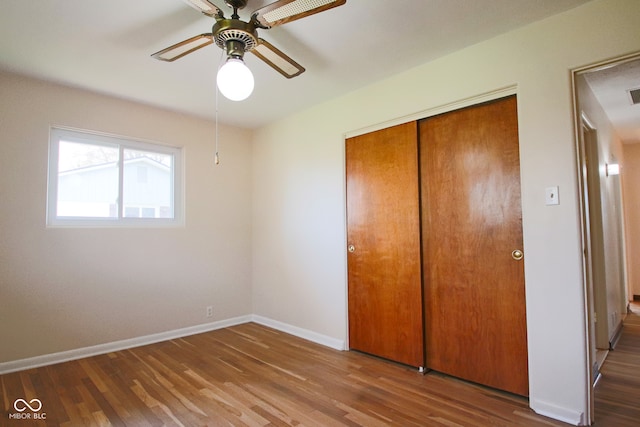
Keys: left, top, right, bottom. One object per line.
{"left": 48, "top": 127, "right": 182, "bottom": 226}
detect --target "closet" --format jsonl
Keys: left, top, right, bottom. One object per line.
{"left": 346, "top": 95, "right": 528, "bottom": 396}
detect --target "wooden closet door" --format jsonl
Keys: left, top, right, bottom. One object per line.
{"left": 420, "top": 96, "right": 529, "bottom": 396}
{"left": 346, "top": 122, "right": 424, "bottom": 367}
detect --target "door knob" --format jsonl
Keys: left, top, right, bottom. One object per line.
{"left": 511, "top": 249, "right": 523, "bottom": 261}
{"left": 348, "top": 245, "right": 356, "bottom": 253}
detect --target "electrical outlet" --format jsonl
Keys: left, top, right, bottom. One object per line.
{"left": 206, "top": 306, "right": 213, "bottom": 318}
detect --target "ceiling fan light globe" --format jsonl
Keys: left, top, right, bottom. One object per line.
{"left": 217, "top": 58, "right": 254, "bottom": 101}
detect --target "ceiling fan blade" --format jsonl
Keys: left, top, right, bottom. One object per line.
{"left": 251, "top": 38, "right": 305, "bottom": 78}
{"left": 181, "top": 0, "right": 224, "bottom": 18}
{"left": 151, "top": 34, "right": 214, "bottom": 62}
{"left": 251, "top": 0, "right": 346, "bottom": 28}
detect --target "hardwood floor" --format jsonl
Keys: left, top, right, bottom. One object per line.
{"left": 593, "top": 302, "right": 640, "bottom": 426}
{"left": 2, "top": 310, "right": 639, "bottom": 426}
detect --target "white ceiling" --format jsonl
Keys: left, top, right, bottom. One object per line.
{"left": 0, "top": 0, "right": 608, "bottom": 130}
{"left": 583, "top": 58, "right": 640, "bottom": 144}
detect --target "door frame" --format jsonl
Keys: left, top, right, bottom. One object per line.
{"left": 571, "top": 52, "right": 639, "bottom": 425}
{"left": 573, "top": 111, "right": 600, "bottom": 424}
{"left": 579, "top": 113, "right": 610, "bottom": 351}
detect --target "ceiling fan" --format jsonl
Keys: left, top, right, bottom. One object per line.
{"left": 152, "top": 0, "right": 347, "bottom": 101}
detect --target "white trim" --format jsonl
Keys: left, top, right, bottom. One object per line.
{"left": 530, "top": 399, "right": 585, "bottom": 426}
{"left": 571, "top": 51, "right": 640, "bottom": 75}
{"left": 0, "top": 314, "right": 346, "bottom": 374}
{"left": 0, "top": 315, "right": 251, "bottom": 375}
{"left": 251, "top": 315, "right": 346, "bottom": 351}
{"left": 344, "top": 85, "right": 517, "bottom": 139}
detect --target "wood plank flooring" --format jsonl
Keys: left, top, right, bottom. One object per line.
{"left": 593, "top": 302, "right": 640, "bottom": 426}
{"left": 1, "top": 309, "right": 639, "bottom": 426}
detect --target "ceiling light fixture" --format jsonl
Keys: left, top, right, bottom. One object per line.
{"left": 217, "top": 57, "right": 254, "bottom": 101}
{"left": 213, "top": 17, "right": 256, "bottom": 102}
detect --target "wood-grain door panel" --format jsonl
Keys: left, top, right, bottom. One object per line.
{"left": 420, "top": 96, "right": 528, "bottom": 396}
{"left": 346, "top": 122, "right": 424, "bottom": 367}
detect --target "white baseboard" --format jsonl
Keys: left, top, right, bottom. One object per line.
{"left": 610, "top": 320, "right": 624, "bottom": 349}
{"left": 0, "top": 314, "right": 346, "bottom": 375}
{"left": 251, "top": 315, "right": 346, "bottom": 351}
{"left": 0, "top": 315, "right": 251, "bottom": 375}
{"left": 530, "top": 399, "right": 586, "bottom": 426}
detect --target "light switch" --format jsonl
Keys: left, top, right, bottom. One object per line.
{"left": 545, "top": 186, "right": 559, "bottom": 206}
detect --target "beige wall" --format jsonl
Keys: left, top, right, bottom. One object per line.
{"left": 623, "top": 143, "right": 640, "bottom": 298}
{"left": 251, "top": 0, "right": 640, "bottom": 424}
{"left": 0, "top": 71, "right": 253, "bottom": 363}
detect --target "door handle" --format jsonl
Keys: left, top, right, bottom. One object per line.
{"left": 511, "top": 249, "right": 523, "bottom": 261}
{"left": 348, "top": 245, "right": 356, "bottom": 253}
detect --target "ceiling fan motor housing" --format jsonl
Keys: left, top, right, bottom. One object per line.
{"left": 213, "top": 19, "right": 258, "bottom": 59}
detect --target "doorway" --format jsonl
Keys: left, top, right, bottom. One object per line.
{"left": 572, "top": 53, "right": 639, "bottom": 423}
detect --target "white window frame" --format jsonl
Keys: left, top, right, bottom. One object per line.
{"left": 47, "top": 127, "right": 184, "bottom": 227}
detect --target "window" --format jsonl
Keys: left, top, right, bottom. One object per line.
{"left": 47, "top": 127, "right": 183, "bottom": 227}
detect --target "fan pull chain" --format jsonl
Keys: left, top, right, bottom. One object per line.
{"left": 214, "top": 48, "right": 224, "bottom": 165}
{"left": 215, "top": 87, "right": 220, "bottom": 165}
